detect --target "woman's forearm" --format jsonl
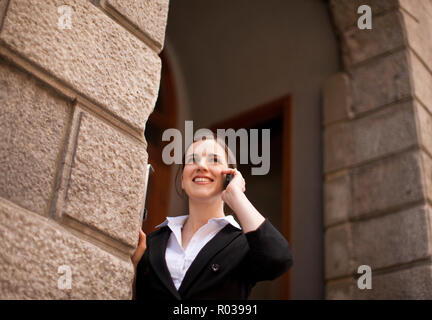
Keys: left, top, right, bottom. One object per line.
{"left": 225, "top": 189, "right": 265, "bottom": 233}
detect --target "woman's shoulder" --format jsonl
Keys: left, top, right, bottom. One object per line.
{"left": 146, "top": 225, "right": 170, "bottom": 240}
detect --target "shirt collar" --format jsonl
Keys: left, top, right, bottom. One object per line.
{"left": 155, "top": 214, "right": 241, "bottom": 230}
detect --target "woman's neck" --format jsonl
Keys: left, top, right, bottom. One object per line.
{"left": 185, "top": 199, "right": 225, "bottom": 233}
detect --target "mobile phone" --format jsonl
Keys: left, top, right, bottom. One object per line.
{"left": 224, "top": 173, "right": 233, "bottom": 190}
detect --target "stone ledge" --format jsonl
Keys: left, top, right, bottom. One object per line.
{"left": 99, "top": 0, "right": 169, "bottom": 52}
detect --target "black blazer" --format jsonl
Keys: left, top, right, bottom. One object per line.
{"left": 135, "top": 219, "right": 293, "bottom": 300}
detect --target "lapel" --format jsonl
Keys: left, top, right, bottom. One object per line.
{"left": 148, "top": 227, "right": 182, "bottom": 300}
{"left": 178, "top": 224, "right": 242, "bottom": 296}
{"left": 149, "top": 224, "right": 242, "bottom": 299}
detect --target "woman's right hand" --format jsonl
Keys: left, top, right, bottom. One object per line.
{"left": 131, "top": 229, "right": 147, "bottom": 270}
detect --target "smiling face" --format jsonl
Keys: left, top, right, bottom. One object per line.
{"left": 181, "top": 139, "right": 228, "bottom": 201}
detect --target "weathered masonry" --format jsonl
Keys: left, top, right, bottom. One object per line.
{"left": 0, "top": 0, "right": 169, "bottom": 299}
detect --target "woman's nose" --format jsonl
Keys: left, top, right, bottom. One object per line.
{"left": 197, "top": 157, "right": 208, "bottom": 169}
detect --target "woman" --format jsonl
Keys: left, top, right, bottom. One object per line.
{"left": 131, "top": 136, "right": 293, "bottom": 300}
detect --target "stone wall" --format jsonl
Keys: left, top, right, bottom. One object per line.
{"left": 324, "top": 0, "right": 432, "bottom": 299}
{"left": 0, "top": 0, "right": 169, "bottom": 299}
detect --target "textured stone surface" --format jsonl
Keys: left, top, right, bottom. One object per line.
{"left": 352, "top": 150, "right": 424, "bottom": 218}
{"left": 0, "top": 0, "right": 161, "bottom": 132}
{"left": 351, "top": 205, "right": 431, "bottom": 270}
{"left": 421, "top": 152, "right": 432, "bottom": 204}
{"left": 415, "top": 102, "right": 432, "bottom": 157}
{"left": 326, "top": 278, "right": 356, "bottom": 300}
{"left": 323, "top": 72, "right": 353, "bottom": 125}
{"left": 0, "top": 198, "right": 134, "bottom": 299}
{"left": 323, "top": 122, "right": 354, "bottom": 173}
{"left": 352, "top": 101, "right": 417, "bottom": 163}
{"left": 325, "top": 224, "right": 354, "bottom": 279}
{"left": 324, "top": 172, "right": 351, "bottom": 227}
{"left": 0, "top": 59, "right": 70, "bottom": 215}
{"left": 0, "top": 0, "right": 8, "bottom": 27}
{"left": 103, "top": 0, "right": 169, "bottom": 51}
{"left": 401, "top": 1, "right": 432, "bottom": 72}
{"left": 355, "top": 263, "right": 432, "bottom": 299}
{"left": 350, "top": 50, "right": 412, "bottom": 115}
{"left": 341, "top": 11, "right": 405, "bottom": 66}
{"left": 324, "top": 101, "right": 418, "bottom": 172}
{"left": 329, "top": 0, "right": 398, "bottom": 31}
{"left": 409, "top": 51, "right": 432, "bottom": 115}
{"left": 62, "top": 110, "right": 147, "bottom": 249}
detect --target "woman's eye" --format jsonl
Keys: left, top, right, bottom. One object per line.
{"left": 209, "top": 156, "right": 220, "bottom": 164}
{"left": 186, "top": 156, "right": 195, "bottom": 164}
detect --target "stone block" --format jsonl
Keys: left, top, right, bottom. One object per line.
{"left": 421, "top": 152, "right": 432, "bottom": 204}
{"left": 326, "top": 278, "right": 357, "bottom": 300}
{"left": 324, "top": 172, "right": 351, "bottom": 227}
{"left": 341, "top": 11, "right": 405, "bottom": 66}
{"left": 101, "top": 0, "right": 169, "bottom": 51}
{"left": 325, "top": 223, "right": 355, "bottom": 280}
{"left": 0, "top": 198, "right": 134, "bottom": 299}
{"left": 352, "top": 150, "right": 424, "bottom": 218}
{"left": 324, "top": 101, "right": 418, "bottom": 172}
{"left": 0, "top": 59, "right": 70, "bottom": 216}
{"left": 329, "top": 0, "right": 398, "bottom": 31}
{"left": 323, "top": 122, "right": 354, "bottom": 173}
{"left": 352, "top": 101, "right": 417, "bottom": 164}
{"left": 350, "top": 50, "right": 412, "bottom": 115}
{"left": 0, "top": 0, "right": 161, "bottom": 132}
{"left": 322, "top": 72, "right": 353, "bottom": 125}
{"left": 61, "top": 109, "right": 147, "bottom": 250}
{"left": 400, "top": 0, "right": 432, "bottom": 70}
{"left": 409, "top": 50, "right": 432, "bottom": 115}
{"left": 415, "top": 102, "right": 432, "bottom": 157}
{"left": 354, "top": 263, "right": 432, "bottom": 299}
{"left": 351, "top": 205, "right": 431, "bottom": 270}
{"left": 0, "top": 0, "right": 8, "bottom": 28}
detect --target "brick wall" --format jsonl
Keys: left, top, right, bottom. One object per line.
{"left": 324, "top": 0, "right": 432, "bottom": 299}
{"left": 0, "top": 0, "right": 169, "bottom": 299}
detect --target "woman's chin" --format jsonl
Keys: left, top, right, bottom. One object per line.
{"left": 188, "top": 189, "right": 221, "bottom": 201}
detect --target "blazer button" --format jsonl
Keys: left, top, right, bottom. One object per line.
{"left": 211, "top": 263, "right": 220, "bottom": 272}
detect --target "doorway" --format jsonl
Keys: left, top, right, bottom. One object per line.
{"left": 210, "top": 95, "right": 293, "bottom": 299}
{"left": 143, "top": 50, "right": 178, "bottom": 235}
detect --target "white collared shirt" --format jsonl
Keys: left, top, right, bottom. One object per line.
{"left": 155, "top": 215, "right": 241, "bottom": 290}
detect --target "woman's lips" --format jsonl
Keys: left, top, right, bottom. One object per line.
{"left": 193, "top": 180, "right": 212, "bottom": 185}
{"left": 193, "top": 177, "right": 213, "bottom": 184}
